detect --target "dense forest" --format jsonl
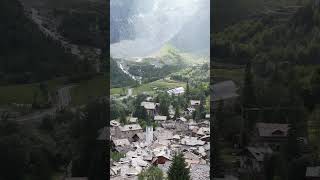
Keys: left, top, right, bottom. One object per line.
{"left": 214, "top": 2, "right": 320, "bottom": 65}
{"left": 57, "top": 5, "right": 107, "bottom": 48}
{"left": 213, "top": 0, "right": 306, "bottom": 32}
{"left": 0, "top": 0, "right": 81, "bottom": 85}
{"left": 213, "top": 1, "right": 320, "bottom": 180}
{"left": 110, "top": 58, "right": 136, "bottom": 88}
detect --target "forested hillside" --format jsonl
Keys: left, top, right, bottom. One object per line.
{"left": 110, "top": 58, "right": 136, "bottom": 88}
{"left": 213, "top": 0, "right": 307, "bottom": 32}
{"left": 0, "top": 0, "right": 81, "bottom": 85}
{"left": 214, "top": 2, "right": 320, "bottom": 65}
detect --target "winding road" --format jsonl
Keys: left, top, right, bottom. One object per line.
{"left": 13, "top": 85, "right": 73, "bottom": 123}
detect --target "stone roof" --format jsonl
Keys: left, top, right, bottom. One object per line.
{"left": 197, "top": 127, "right": 210, "bottom": 136}
{"left": 110, "top": 120, "right": 120, "bottom": 127}
{"left": 256, "top": 123, "right": 289, "bottom": 137}
{"left": 181, "top": 136, "right": 206, "bottom": 146}
{"left": 190, "top": 100, "right": 201, "bottom": 106}
{"left": 154, "top": 115, "right": 167, "bottom": 121}
{"left": 118, "top": 124, "right": 142, "bottom": 132}
{"left": 141, "top": 102, "right": 156, "bottom": 110}
{"left": 177, "top": 117, "right": 187, "bottom": 122}
{"left": 128, "top": 117, "right": 138, "bottom": 123}
{"left": 154, "top": 129, "right": 174, "bottom": 140}
{"left": 167, "top": 87, "right": 185, "bottom": 95}
{"left": 306, "top": 166, "right": 320, "bottom": 177}
{"left": 113, "top": 139, "right": 131, "bottom": 147}
{"left": 190, "top": 164, "right": 210, "bottom": 180}
{"left": 245, "top": 146, "right": 273, "bottom": 161}
{"left": 212, "top": 80, "right": 239, "bottom": 101}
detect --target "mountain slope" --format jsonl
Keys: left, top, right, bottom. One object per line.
{"left": 110, "top": 58, "right": 136, "bottom": 88}
{"left": 213, "top": 0, "right": 307, "bottom": 32}
{"left": 213, "top": 1, "right": 320, "bottom": 65}
{"left": 0, "top": 0, "right": 79, "bottom": 85}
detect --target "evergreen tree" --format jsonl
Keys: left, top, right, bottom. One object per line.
{"left": 138, "top": 166, "right": 164, "bottom": 180}
{"left": 185, "top": 81, "right": 190, "bottom": 108}
{"left": 159, "top": 93, "right": 170, "bottom": 116}
{"left": 212, "top": 111, "right": 225, "bottom": 178}
{"left": 167, "top": 153, "right": 190, "bottom": 180}
{"left": 174, "top": 106, "right": 180, "bottom": 120}
{"left": 242, "top": 61, "right": 257, "bottom": 131}
{"left": 286, "top": 119, "right": 300, "bottom": 161}
{"left": 242, "top": 61, "right": 256, "bottom": 108}
{"left": 119, "top": 110, "right": 127, "bottom": 125}
{"left": 311, "top": 68, "right": 320, "bottom": 105}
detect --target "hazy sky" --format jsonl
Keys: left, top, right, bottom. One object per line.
{"left": 110, "top": 0, "right": 210, "bottom": 58}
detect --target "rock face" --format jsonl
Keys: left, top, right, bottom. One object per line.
{"left": 110, "top": 0, "right": 210, "bottom": 58}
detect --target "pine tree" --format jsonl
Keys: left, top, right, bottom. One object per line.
{"left": 311, "top": 68, "right": 320, "bottom": 105}
{"left": 138, "top": 166, "right": 164, "bottom": 180}
{"left": 242, "top": 61, "right": 256, "bottom": 108}
{"left": 119, "top": 110, "right": 127, "bottom": 125}
{"left": 286, "top": 119, "right": 300, "bottom": 161}
{"left": 212, "top": 112, "right": 225, "bottom": 178}
{"left": 185, "top": 81, "right": 190, "bottom": 108}
{"left": 242, "top": 61, "right": 257, "bottom": 131}
{"left": 174, "top": 106, "right": 180, "bottom": 120}
{"left": 167, "top": 153, "right": 190, "bottom": 180}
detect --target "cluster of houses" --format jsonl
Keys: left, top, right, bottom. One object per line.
{"left": 236, "top": 121, "right": 320, "bottom": 179}
{"left": 109, "top": 95, "right": 210, "bottom": 179}
{"left": 211, "top": 80, "right": 319, "bottom": 180}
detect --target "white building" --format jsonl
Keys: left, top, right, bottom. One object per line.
{"left": 167, "top": 87, "right": 185, "bottom": 96}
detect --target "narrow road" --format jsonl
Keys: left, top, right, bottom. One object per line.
{"left": 12, "top": 86, "right": 74, "bottom": 123}
{"left": 15, "top": 108, "right": 57, "bottom": 123}
{"left": 117, "top": 88, "right": 133, "bottom": 101}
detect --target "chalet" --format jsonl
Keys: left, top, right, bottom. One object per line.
{"left": 196, "top": 127, "right": 210, "bottom": 137}
{"left": 112, "top": 139, "right": 130, "bottom": 149}
{"left": 128, "top": 117, "right": 138, "bottom": 124}
{"left": 141, "top": 101, "right": 156, "bottom": 116}
{"left": 212, "top": 80, "right": 239, "bottom": 109}
{"left": 181, "top": 136, "right": 206, "bottom": 146}
{"left": 154, "top": 128, "right": 174, "bottom": 140}
{"left": 190, "top": 100, "right": 201, "bottom": 108}
{"left": 115, "top": 124, "right": 143, "bottom": 142}
{"left": 154, "top": 115, "right": 167, "bottom": 121}
{"left": 145, "top": 96, "right": 153, "bottom": 102}
{"left": 239, "top": 146, "right": 273, "bottom": 173}
{"left": 306, "top": 166, "right": 320, "bottom": 180}
{"left": 110, "top": 120, "right": 120, "bottom": 127}
{"left": 177, "top": 117, "right": 187, "bottom": 122}
{"left": 167, "top": 87, "right": 185, "bottom": 96}
{"left": 152, "top": 151, "right": 172, "bottom": 165}
{"left": 190, "top": 164, "right": 210, "bottom": 180}
{"left": 254, "top": 123, "right": 289, "bottom": 150}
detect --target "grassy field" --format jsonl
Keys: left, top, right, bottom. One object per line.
{"left": 0, "top": 78, "right": 65, "bottom": 106}
{"left": 0, "top": 75, "right": 108, "bottom": 107}
{"left": 132, "top": 79, "right": 186, "bottom": 95}
{"left": 110, "top": 78, "right": 186, "bottom": 96}
{"left": 70, "top": 75, "right": 108, "bottom": 105}
{"left": 213, "top": 68, "right": 245, "bottom": 84}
